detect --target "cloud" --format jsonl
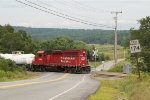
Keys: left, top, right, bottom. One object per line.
{"left": 0, "top": 0, "right": 149, "bottom": 30}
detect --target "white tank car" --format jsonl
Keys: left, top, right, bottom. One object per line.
{"left": 0, "top": 51, "right": 35, "bottom": 65}
{"left": 12, "top": 54, "right": 35, "bottom": 65}
{"left": 0, "top": 54, "right": 14, "bottom": 59}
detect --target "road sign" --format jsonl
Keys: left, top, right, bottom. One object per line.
{"left": 130, "top": 40, "right": 141, "bottom": 53}
{"left": 92, "top": 48, "right": 98, "bottom": 56}
{"left": 130, "top": 40, "right": 139, "bottom": 45}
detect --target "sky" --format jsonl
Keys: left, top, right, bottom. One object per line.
{"left": 0, "top": 0, "right": 150, "bottom": 30}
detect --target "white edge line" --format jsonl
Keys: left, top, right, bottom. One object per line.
{"left": 0, "top": 73, "right": 68, "bottom": 89}
{"left": 0, "top": 73, "right": 53, "bottom": 84}
{"left": 48, "top": 75, "right": 85, "bottom": 100}
{"left": 30, "top": 73, "right": 53, "bottom": 81}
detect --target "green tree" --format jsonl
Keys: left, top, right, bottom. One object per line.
{"left": 38, "top": 36, "right": 88, "bottom": 51}
{"left": 73, "top": 40, "right": 87, "bottom": 49}
{"left": 14, "top": 26, "right": 129, "bottom": 45}
{"left": 3, "top": 24, "right": 14, "bottom": 33}
{"left": 52, "top": 36, "right": 74, "bottom": 50}
{"left": 130, "top": 16, "right": 150, "bottom": 71}
{"left": 139, "top": 17, "right": 150, "bottom": 71}
{"left": 0, "top": 25, "right": 36, "bottom": 53}
{"left": 39, "top": 40, "right": 54, "bottom": 50}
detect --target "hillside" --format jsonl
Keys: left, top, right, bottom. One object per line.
{"left": 14, "top": 26, "right": 129, "bottom": 45}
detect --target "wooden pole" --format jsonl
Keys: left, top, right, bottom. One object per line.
{"left": 136, "top": 53, "right": 141, "bottom": 79}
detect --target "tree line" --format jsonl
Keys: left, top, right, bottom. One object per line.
{"left": 0, "top": 25, "right": 88, "bottom": 54}
{"left": 0, "top": 25, "right": 35, "bottom": 53}
{"left": 14, "top": 26, "right": 129, "bottom": 46}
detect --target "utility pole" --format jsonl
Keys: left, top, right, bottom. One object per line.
{"left": 111, "top": 11, "right": 122, "bottom": 64}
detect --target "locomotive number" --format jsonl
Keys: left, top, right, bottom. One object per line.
{"left": 81, "top": 57, "right": 85, "bottom": 60}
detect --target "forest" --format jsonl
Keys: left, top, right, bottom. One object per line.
{"left": 0, "top": 25, "right": 88, "bottom": 54}
{"left": 14, "top": 26, "right": 129, "bottom": 46}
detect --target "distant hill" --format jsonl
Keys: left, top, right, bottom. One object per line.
{"left": 14, "top": 26, "right": 129, "bottom": 45}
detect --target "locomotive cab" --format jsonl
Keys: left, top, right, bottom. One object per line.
{"left": 32, "top": 50, "right": 46, "bottom": 65}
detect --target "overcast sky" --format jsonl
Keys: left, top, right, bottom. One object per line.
{"left": 0, "top": 0, "right": 150, "bottom": 30}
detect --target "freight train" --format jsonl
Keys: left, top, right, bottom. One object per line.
{"left": 29, "top": 49, "right": 91, "bottom": 73}
{"left": 0, "top": 49, "right": 91, "bottom": 73}
{"left": 0, "top": 51, "right": 35, "bottom": 65}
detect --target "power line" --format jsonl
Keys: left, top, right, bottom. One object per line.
{"left": 27, "top": 0, "right": 112, "bottom": 28}
{"left": 16, "top": 0, "right": 110, "bottom": 28}
{"left": 35, "top": 0, "right": 105, "bottom": 27}
{"left": 22, "top": 0, "right": 112, "bottom": 28}
{"left": 60, "top": 0, "right": 92, "bottom": 11}
{"left": 36, "top": 0, "right": 102, "bottom": 23}
{"left": 52, "top": 0, "right": 112, "bottom": 25}
{"left": 53, "top": 0, "right": 107, "bottom": 19}
{"left": 52, "top": 0, "right": 106, "bottom": 16}
{"left": 16, "top": 0, "right": 113, "bottom": 29}
{"left": 71, "top": 0, "right": 107, "bottom": 13}
{"left": 36, "top": 0, "right": 69, "bottom": 14}
{"left": 53, "top": 0, "right": 86, "bottom": 11}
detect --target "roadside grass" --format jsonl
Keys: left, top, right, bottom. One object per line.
{"left": 0, "top": 57, "right": 38, "bottom": 82}
{"left": 89, "top": 73, "right": 150, "bottom": 100}
{"left": 0, "top": 70, "right": 38, "bottom": 82}
{"left": 90, "top": 61, "right": 102, "bottom": 68}
{"left": 88, "top": 44, "right": 128, "bottom": 60}
{"left": 88, "top": 80, "right": 127, "bottom": 100}
{"left": 88, "top": 59, "right": 150, "bottom": 100}
{"left": 129, "top": 73, "right": 150, "bottom": 100}
{"left": 108, "top": 60, "right": 130, "bottom": 72}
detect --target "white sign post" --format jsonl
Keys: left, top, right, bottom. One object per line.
{"left": 102, "top": 61, "right": 105, "bottom": 70}
{"left": 130, "top": 40, "right": 141, "bottom": 53}
{"left": 92, "top": 48, "right": 98, "bottom": 70}
{"left": 92, "top": 49, "right": 98, "bottom": 56}
{"left": 130, "top": 40, "right": 141, "bottom": 79}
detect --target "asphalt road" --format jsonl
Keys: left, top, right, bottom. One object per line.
{"left": 0, "top": 72, "right": 99, "bottom": 100}
{"left": 96, "top": 59, "right": 125, "bottom": 71}
{"left": 0, "top": 59, "right": 124, "bottom": 100}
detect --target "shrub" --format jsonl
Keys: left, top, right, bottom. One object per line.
{"left": 108, "top": 61, "right": 130, "bottom": 72}
{"left": 99, "top": 53, "right": 111, "bottom": 61}
{"left": 0, "top": 57, "right": 23, "bottom": 72}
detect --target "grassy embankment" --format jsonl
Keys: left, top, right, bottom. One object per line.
{"left": 0, "top": 58, "right": 37, "bottom": 82}
{"left": 89, "top": 62, "right": 102, "bottom": 68}
{"left": 88, "top": 44, "right": 127, "bottom": 68}
{"left": 88, "top": 44, "right": 128, "bottom": 60}
{"left": 88, "top": 61, "right": 150, "bottom": 100}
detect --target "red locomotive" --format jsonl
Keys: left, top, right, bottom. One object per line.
{"left": 30, "top": 49, "right": 91, "bottom": 73}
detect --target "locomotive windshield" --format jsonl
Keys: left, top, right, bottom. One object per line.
{"left": 37, "top": 50, "right": 45, "bottom": 57}
{"left": 38, "top": 53, "right": 43, "bottom": 57}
